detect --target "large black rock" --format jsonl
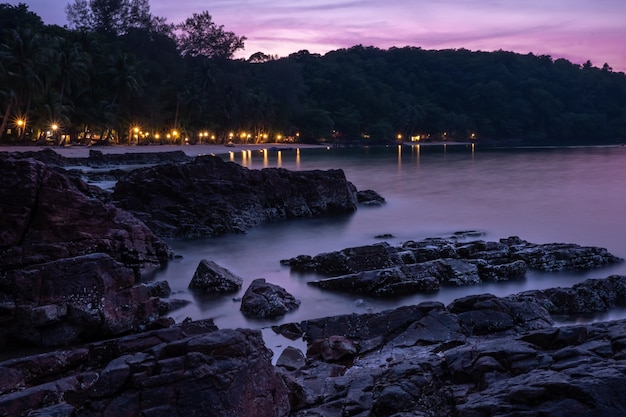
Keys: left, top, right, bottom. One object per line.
{"left": 112, "top": 155, "right": 361, "bottom": 238}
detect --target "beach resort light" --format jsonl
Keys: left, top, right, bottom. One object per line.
{"left": 276, "top": 134, "right": 282, "bottom": 141}
{"left": 397, "top": 134, "right": 402, "bottom": 140}
{"left": 51, "top": 124, "right": 58, "bottom": 131}
{"left": 16, "top": 119, "right": 24, "bottom": 127}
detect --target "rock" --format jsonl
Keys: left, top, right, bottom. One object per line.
{"left": 112, "top": 155, "right": 362, "bottom": 238}
{"left": 276, "top": 346, "right": 307, "bottom": 371}
{"left": 280, "top": 278, "right": 626, "bottom": 416}
{"left": 507, "top": 274, "right": 626, "bottom": 315}
{"left": 285, "top": 236, "right": 622, "bottom": 298}
{"left": 188, "top": 259, "right": 243, "bottom": 293}
{"left": 5, "top": 276, "right": 626, "bottom": 416}
{"left": 240, "top": 278, "right": 301, "bottom": 318}
{"left": 0, "top": 156, "right": 172, "bottom": 275}
{"left": 356, "top": 189, "right": 386, "bottom": 206}
{"left": 502, "top": 237, "right": 622, "bottom": 271}
{"left": 0, "top": 320, "right": 290, "bottom": 417}
{"left": 308, "top": 266, "right": 440, "bottom": 296}
{"left": 307, "top": 335, "right": 359, "bottom": 362}
{"left": 0, "top": 253, "right": 165, "bottom": 349}
{"left": 281, "top": 242, "right": 402, "bottom": 276}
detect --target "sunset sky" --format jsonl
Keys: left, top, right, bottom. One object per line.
{"left": 10, "top": 0, "right": 626, "bottom": 72}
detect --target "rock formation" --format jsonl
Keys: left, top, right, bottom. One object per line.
{"left": 6, "top": 277, "right": 626, "bottom": 416}
{"left": 281, "top": 237, "right": 622, "bottom": 296}
{"left": 276, "top": 277, "right": 626, "bottom": 416}
{"left": 112, "top": 155, "right": 362, "bottom": 238}
{"left": 0, "top": 253, "right": 168, "bottom": 349}
{"left": 0, "top": 156, "right": 172, "bottom": 274}
{"left": 0, "top": 320, "right": 290, "bottom": 417}
{"left": 0, "top": 156, "right": 173, "bottom": 350}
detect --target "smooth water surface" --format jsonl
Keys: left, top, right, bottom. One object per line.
{"left": 154, "top": 145, "right": 626, "bottom": 345}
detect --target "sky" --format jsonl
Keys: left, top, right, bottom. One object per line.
{"left": 9, "top": 0, "right": 626, "bottom": 73}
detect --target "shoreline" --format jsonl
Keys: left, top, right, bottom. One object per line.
{"left": 0, "top": 143, "right": 326, "bottom": 158}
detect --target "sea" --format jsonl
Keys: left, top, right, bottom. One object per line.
{"left": 129, "top": 144, "right": 626, "bottom": 354}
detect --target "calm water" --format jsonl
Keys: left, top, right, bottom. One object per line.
{"left": 154, "top": 144, "right": 626, "bottom": 345}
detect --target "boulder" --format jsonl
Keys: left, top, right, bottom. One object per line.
{"left": 0, "top": 320, "right": 290, "bottom": 417}
{"left": 356, "top": 189, "right": 386, "bottom": 206}
{"left": 112, "top": 155, "right": 361, "bottom": 238}
{"left": 0, "top": 156, "right": 172, "bottom": 276}
{"left": 0, "top": 253, "right": 167, "bottom": 349}
{"left": 188, "top": 259, "right": 243, "bottom": 293}
{"left": 240, "top": 278, "right": 301, "bottom": 318}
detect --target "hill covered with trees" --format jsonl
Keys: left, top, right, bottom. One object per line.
{"left": 1, "top": 1, "right": 625, "bottom": 146}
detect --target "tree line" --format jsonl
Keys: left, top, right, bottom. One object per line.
{"left": 1, "top": 1, "right": 625, "bottom": 146}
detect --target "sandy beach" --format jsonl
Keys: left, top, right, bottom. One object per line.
{"left": 0, "top": 143, "right": 326, "bottom": 158}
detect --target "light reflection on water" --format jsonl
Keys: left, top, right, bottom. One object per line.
{"left": 154, "top": 145, "right": 626, "bottom": 348}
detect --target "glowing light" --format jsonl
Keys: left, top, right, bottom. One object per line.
{"left": 16, "top": 119, "right": 24, "bottom": 127}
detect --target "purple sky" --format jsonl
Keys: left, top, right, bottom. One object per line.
{"left": 10, "top": 0, "right": 626, "bottom": 72}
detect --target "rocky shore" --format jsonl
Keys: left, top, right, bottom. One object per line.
{"left": 2, "top": 149, "right": 626, "bottom": 416}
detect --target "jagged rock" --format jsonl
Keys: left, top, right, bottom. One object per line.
{"left": 112, "top": 155, "right": 362, "bottom": 238}
{"left": 285, "top": 236, "right": 621, "bottom": 298}
{"left": 282, "top": 278, "right": 626, "bottom": 416}
{"left": 0, "top": 156, "right": 172, "bottom": 275}
{"left": 240, "top": 278, "right": 301, "bottom": 318}
{"left": 0, "top": 253, "right": 167, "bottom": 349}
{"left": 504, "top": 237, "right": 622, "bottom": 271}
{"left": 281, "top": 242, "right": 402, "bottom": 276}
{"left": 356, "top": 189, "right": 386, "bottom": 206}
{"left": 5, "top": 277, "right": 626, "bottom": 416}
{"left": 276, "top": 346, "right": 307, "bottom": 371}
{"left": 188, "top": 259, "right": 243, "bottom": 293}
{"left": 0, "top": 320, "right": 290, "bottom": 417}
{"left": 507, "top": 274, "right": 626, "bottom": 315}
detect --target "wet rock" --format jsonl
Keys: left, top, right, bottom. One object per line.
{"left": 188, "top": 259, "right": 243, "bottom": 293}
{"left": 281, "top": 242, "right": 402, "bottom": 276}
{"left": 276, "top": 346, "right": 307, "bottom": 371}
{"left": 0, "top": 156, "right": 172, "bottom": 275}
{"left": 502, "top": 237, "right": 622, "bottom": 271}
{"left": 507, "top": 274, "right": 626, "bottom": 315}
{"left": 0, "top": 320, "right": 290, "bottom": 417}
{"left": 112, "top": 155, "right": 362, "bottom": 238}
{"left": 356, "top": 189, "right": 386, "bottom": 206}
{"left": 285, "top": 236, "right": 621, "bottom": 298}
{"left": 0, "top": 253, "right": 164, "bottom": 349}
{"left": 307, "top": 335, "right": 359, "bottom": 362}
{"left": 282, "top": 278, "right": 626, "bottom": 416}
{"left": 240, "top": 278, "right": 301, "bottom": 318}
